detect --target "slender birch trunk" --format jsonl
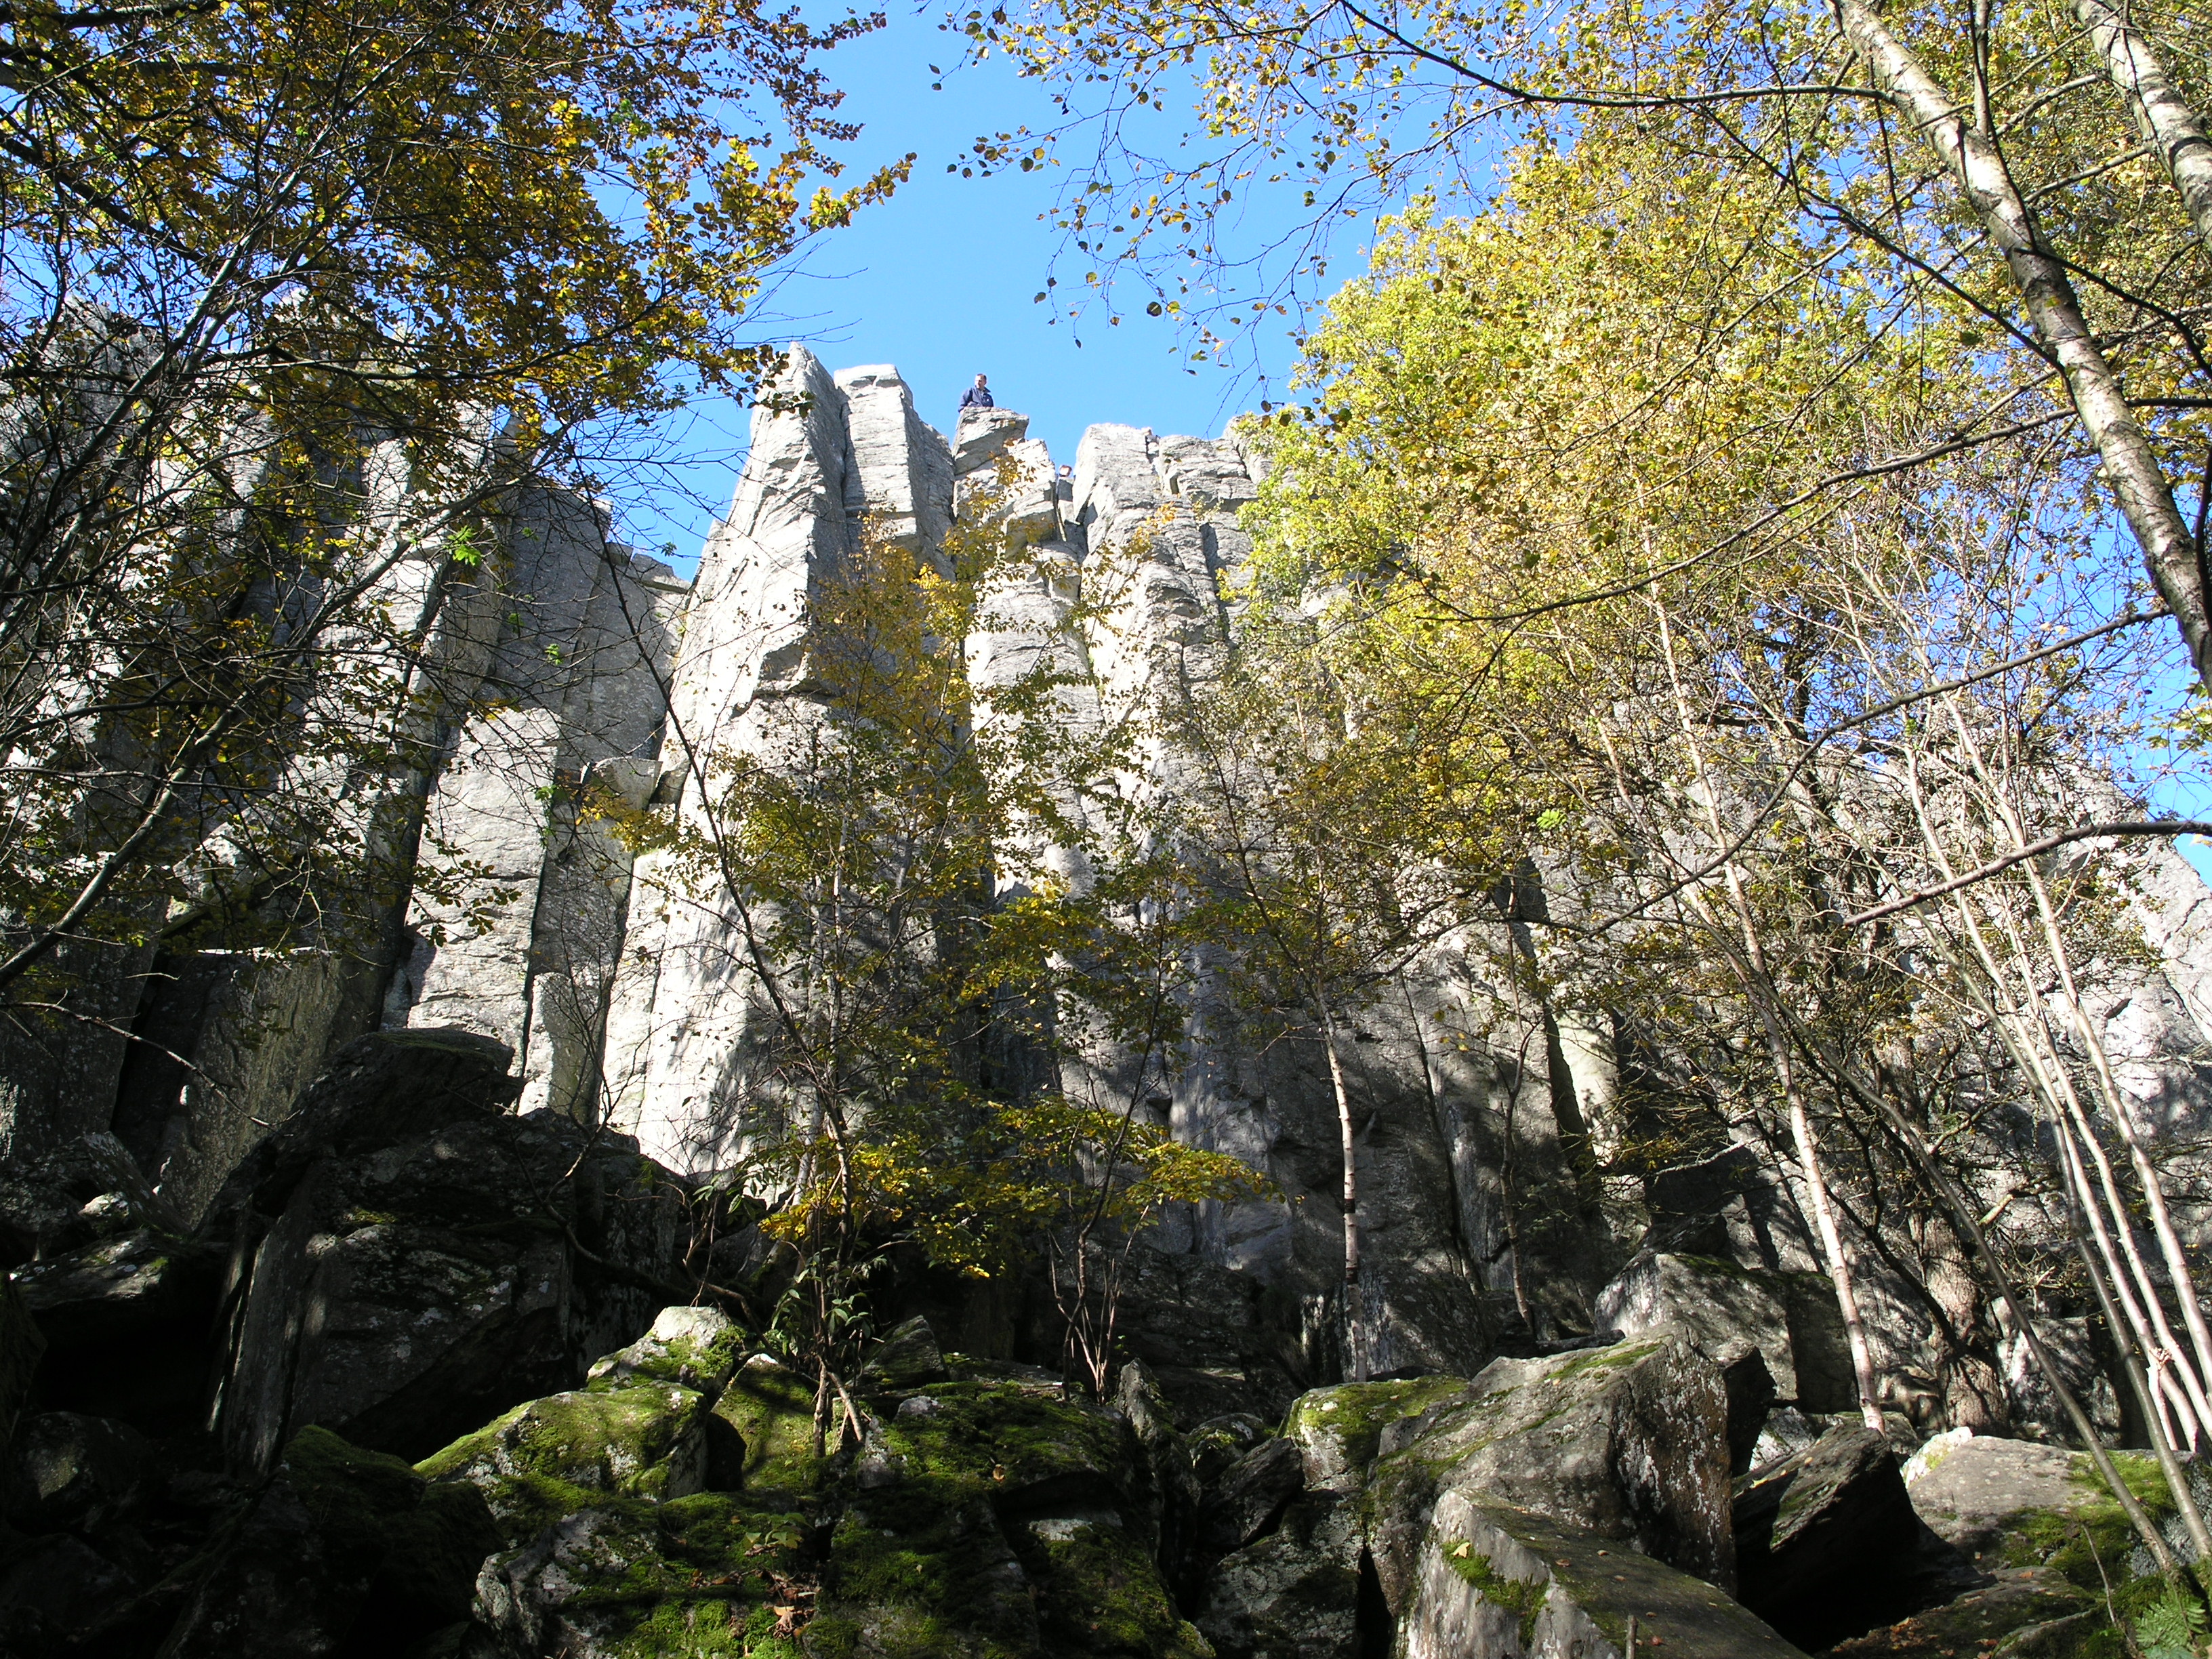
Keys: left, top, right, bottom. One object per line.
{"left": 2072, "top": 0, "right": 2212, "bottom": 252}
{"left": 1652, "top": 603, "right": 1887, "bottom": 1429}
{"left": 1834, "top": 0, "right": 2212, "bottom": 687}
{"left": 1318, "top": 991, "right": 1369, "bottom": 1382}
{"left": 1802, "top": 1022, "right": 2190, "bottom": 1584}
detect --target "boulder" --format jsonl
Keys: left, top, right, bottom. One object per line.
{"left": 0, "top": 1129, "right": 186, "bottom": 1266}
{"left": 1828, "top": 1570, "right": 2093, "bottom": 1659}
{"left": 1734, "top": 1425, "right": 1924, "bottom": 1648}
{"left": 207, "top": 1031, "right": 687, "bottom": 1472}
{"left": 160, "top": 1425, "right": 503, "bottom": 1657}
{"left": 1397, "top": 1490, "right": 1801, "bottom": 1659}
{"left": 198, "top": 1027, "right": 522, "bottom": 1227}
{"left": 1597, "top": 1252, "right": 1801, "bottom": 1399}
{"left": 811, "top": 1377, "right": 1206, "bottom": 1659}
{"left": 1189, "top": 1413, "right": 1270, "bottom": 1488}
{"left": 417, "top": 1382, "right": 716, "bottom": 1543}
{"left": 14, "top": 1229, "right": 222, "bottom": 1431}
{"left": 585, "top": 1304, "right": 747, "bottom": 1398}
{"left": 0, "top": 1532, "right": 138, "bottom": 1654}
{"left": 473, "top": 1491, "right": 813, "bottom": 1659}
{"left": 5, "top": 1410, "right": 150, "bottom": 1532}
{"left": 1284, "top": 1374, "right": 1475, "bottom": 1495}
{"left": 1197, "top": 1437, "right": 1306, "bottom": 1557}
{"left": 13, "top": 1228, "right": 221, "bottom": 1349}
{"left": 711, "top": 1353, "right": 826, "bottom": 1498}
{"left": 861, "top": 1314, "right": 948, "bottom": 1393}
{"left": 1364, "top": 1331, "right": 1737, "bottom": 1610}
{"left": 1191, "top": 1494, "right": 1363, "bottom": 1659}
{"left": 1118, "top": 1359, "right": 1200, "bottom": 1567}
{"left": 1595, "top": 1250, "right": 1856, "bottom": 1418}
{"left": 0, "top": 1272, "right": 42, "bottom": 1454}
{"left": 1903, "top": 1433, "right": 2089, "bottom": 1557}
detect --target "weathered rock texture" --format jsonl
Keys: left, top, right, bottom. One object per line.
{"left": 7, "top": 352, "right": 2212, "bottom": 1659}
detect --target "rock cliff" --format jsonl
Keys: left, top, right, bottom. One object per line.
{"left": 4, "top": 351, "right": 2212, "bottom": 1656}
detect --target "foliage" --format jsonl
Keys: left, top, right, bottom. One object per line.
{"left": 1217, "top": 73, "right": 2212, "bottom": 1510}
{"left": 2134, "top": 1589, "right": 2205, "bottom": 1659}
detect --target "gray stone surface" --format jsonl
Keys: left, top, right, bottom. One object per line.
{"left": 1904, "top": 1433, "right": 2090, "bottom": 1556}
{"left": 601, "top": 346, "right": 861, "bottom": 1170}
{"left": 1361, "top": 1331, "right": 1736, "bottom": 1606}
{"left": 4, "top": 1411, "right": 149, "bottom": 1532}
{"left": 1398, "top": 1490, "right": 1800, "bottom": 1659}
{"left": 205, "top": 1029, "right": 686, "bottom": 1473}
{"left": 1198, "top": 1436, "right": 1306, "bottom": 1556}
{"left": 1192, "top": 1492, "right": 1361, "bottom": 1659}
{"left": 586, "top": 1304, "right": 747, "bottom": 1398}
{"left": 1734, "top": 1425, "right": 1919, "bottom": 1635}
{"left": 842, "top": 363, "right": 955, "bottom": 559}
{"left": 861, "top": 1314, "right": 949, "bottom": 1392}
{"left": 1597, "top": 1250, "right": 1802, "bottom": 1398}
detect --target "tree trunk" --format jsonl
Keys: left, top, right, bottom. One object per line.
{"left": 1318, "top": 994, "right": 1368, "bottom": 1382}
{"left": 1836, "top": 0, "right": 2212, "bottom": 689}
{"left": 2072, "top": 0, "right": 2212, "bottom": 253}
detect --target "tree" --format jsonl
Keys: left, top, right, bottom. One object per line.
{"left": 600, "top": 471, "right": 1257, "bottom": 1423}
{"left": 0, "top": 0, "right": 903, "bottom": 1153}
{"left": 1224, "top": 129, "right": 2212, "bottom": 1576}
{"left": 963, "top": 0, "right": 2212, "bottom": 684}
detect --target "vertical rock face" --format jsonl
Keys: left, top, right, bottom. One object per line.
{"left": 597, "top": 346, "right": 874, "bottom": 1170}
{"left": 22, "top": 351, "right": 2212, "bottom": 1437}
{"left": 392, "top": 488, "right": 683, "bottom": 1122}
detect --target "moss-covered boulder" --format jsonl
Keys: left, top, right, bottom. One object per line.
{"left": 712, "top": 1354, "right": 826, "bottom": 1498}
{"left": 1399, "top": 1490, "right": 1799, "bottom": 1659}
{"left": 859, "top": 1316, "right": 947, "bottom": 1393}
{"left": 1283, "top": 1374, "right": 1475, "bottom": 1495}
{"left": 1188, "top": 1414, "right": 1269, "bottom": 1489}
{"left": 1361, "top": 1331, "right": 1735, "bottom": 1613}
{"left": 812, "top": 1378, "right": 1206, "bottom": 1659}
{"left": 474, "top": 1490, "right": 813, "bottom": 1658}
{"left": 588, "top": 1305, "right": 749, "bottom": 1399}
{"left": 1830, "top": 1571, "right": 2093, "bottom": 1659}
{"left": 1006, "top": 1511, "right": 1210, "bottom": 1659}
{"left": 162, "top": 1425, "right": 503, "bottom": 1657}
{"left": 1869, "top": 1435, "right": 2178, "bottom": 1658}
{"left": 418, "top": 1381, "right": 714, "bottom": 1542}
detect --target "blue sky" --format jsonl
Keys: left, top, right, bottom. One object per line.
{"left": 611, "top": 5, "right": 1317, "bottom": 570}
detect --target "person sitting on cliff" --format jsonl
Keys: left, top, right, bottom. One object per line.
{"left": 959, "top": 373, "right": 994, "bottom": 411}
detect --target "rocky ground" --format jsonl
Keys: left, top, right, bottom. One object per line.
{"left": 0, "top": 1031, "right": 2188, "bottom": 1657}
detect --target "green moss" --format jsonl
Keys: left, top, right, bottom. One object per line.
{"left": 1443, "top": 1544, "right": 1547, "bottom": 1647}
{"left": 281, "top": 1425, "right": 427, "bottom": 1557}
{"left": 416, "top": 1384, "right": 706, "bottom": 1504}
{"left": 447, "top": 1469, "right": 616, "bottom": 1547}
{"left": 1988, "top": 1452, "right": 2179, "bottom": 1659}
{"left": 1287, "top": 1376, "right": 1472, "bottom": 1460}
{"left": 878, "top": 1383, "right": 1129, "bottom": 1502}
{"left": 1011, "top": 1515, "right": 1206, "bottom": 1659}
{"left": 1548, "top": 1340, "right": 1662, "bottom": 1382}
{"left": 1672, "top": 1254, "right": 1755, "bottom": 1278}
{"left": 487, "top": 1492, "right": 815, "bottom": 1655}
{"left": 608, "top": 1597, "right": 751, "bottom": 1656}
{"left": 817, "top": 1382, "right": 1183, "bottom": 1658}
{"left": 804, "top": 1612, "right": 862, "bottom": 1659}
{"left": 714, "top": 1362, "right": 827, "bottom": 1498}
{"left": 590, "top": 1317, "right": 752, "bottom": 1397}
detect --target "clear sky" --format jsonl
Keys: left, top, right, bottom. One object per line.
{"left": 607, "top": 4, "right": 1324, "bottom": 572}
